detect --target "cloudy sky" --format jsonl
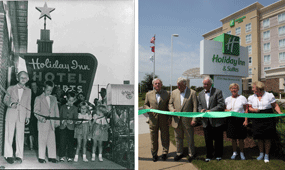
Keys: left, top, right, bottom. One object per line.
{"left": 18, "top": 0, "right": 134, "bottom": 102}
{"left": 139, "top": 0, "right": 274, "bottom": 87}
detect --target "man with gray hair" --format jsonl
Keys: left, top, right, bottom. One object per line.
{"left": 198, "top": 76, "right": 225, "bottom": 162}
{"left": 143, "top": 78, "right": 171, "bottom": 161}
{"left": 169, "top": 77, "right": 198, "bottom": 162}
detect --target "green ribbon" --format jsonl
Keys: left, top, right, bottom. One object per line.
{"left": 139, "top": 109, "right": 285, "bottom": 118}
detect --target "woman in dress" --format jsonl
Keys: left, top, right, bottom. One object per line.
{"left": 248, "top": 81, "right": 283, "bottom": 163}
{"left": 225, "top": 83, "right": 248, "bottom": 160}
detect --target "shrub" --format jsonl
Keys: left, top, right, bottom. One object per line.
{"left": 276, "top": 117, "right": 285, "bottom": 154}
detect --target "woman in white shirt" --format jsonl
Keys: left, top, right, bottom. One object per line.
{"left": 248, "top": 81, "right": 283, "bottom": 163}
{"left": 225, "top": 83, "right": 248, "bottom": 160}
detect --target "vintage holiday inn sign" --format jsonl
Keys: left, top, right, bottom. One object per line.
{"left": 200, "top": 33, "right": 248, "bottom": 77}
{"left": 22, "top": 53, "right": 97, "bottom": 100}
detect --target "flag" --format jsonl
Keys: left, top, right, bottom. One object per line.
{"left": 151, "top": 46, "right": 155, "bottom": 52}
{"left": 150, "top": 36, "right": 155, "bottom": 44}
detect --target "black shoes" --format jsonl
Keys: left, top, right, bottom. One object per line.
{"left": 5, "top": 157, "right": 14, "bottom": 164}
{"left": 161, "top": 154, "right": 167, "bottom": 161}
{"left": 38, "top": 158, "right": 46, "bottom": 163}
{"left": 187, "top": 156, "right": 194, "bottom": 162}
{"left": 15, "top": 157, "right": 22, "bottom": 164}
{"left": 152, "top": 155, "right": 158, "bottom": 162}
{"left": 174, "top": 154, "right": 184, "bottom": 161}
{"left": 48, "top": 158, "right": 58, "bottom": 163}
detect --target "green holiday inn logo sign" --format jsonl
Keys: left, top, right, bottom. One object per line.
{"left": 213, "top": 33, "right": 240, "bottom": 56}
{"left": 230, "top": 16, "right": 246, "bottom": 27}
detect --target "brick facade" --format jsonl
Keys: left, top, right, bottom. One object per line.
{"left": 261, "top": 78, "right": 283, "bottom": 93}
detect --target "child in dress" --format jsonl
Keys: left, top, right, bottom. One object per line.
{"left": 91, "top": 105, "right": 109, "bottom": 162}
{"left": 74, "top": 102, "right": 92, "bottom": 162}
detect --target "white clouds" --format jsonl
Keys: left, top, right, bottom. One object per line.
{"left": 139, "top": 42, "right": 200, "bottom": 86}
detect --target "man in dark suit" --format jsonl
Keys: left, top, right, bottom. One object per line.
{"left": 198, "top": 76, "right": 225, "bottom": 162}
{"left": 169, "top": 77, "right": 198, "bottom": 162}
{"left": 143, "top": 78, "right": 170, "bottom": 162}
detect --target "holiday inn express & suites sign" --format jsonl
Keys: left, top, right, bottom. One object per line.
{"left": 200, "top": 33, "right": 248, "bottom": 77}
{"left": 230, "top": 16, "right": 246, "bottom": 27}
{"left": 22, "top": 53, "right": 97, "bottom": 100}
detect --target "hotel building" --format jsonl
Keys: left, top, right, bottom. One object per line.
{"left": 203, "top": 0, "right": 285, "bottom": 93}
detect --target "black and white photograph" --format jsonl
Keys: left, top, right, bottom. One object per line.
{"left": 0, "top": 1, "right": 134, "bottom": 169}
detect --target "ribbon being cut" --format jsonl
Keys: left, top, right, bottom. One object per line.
{"left": 139, "top": 109, "right": 285, "bottom": 118}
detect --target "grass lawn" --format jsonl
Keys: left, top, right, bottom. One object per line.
{"left": 169, "top": 126, "right": 285, "bottom": 170}
{"left": 138, "top": 93, "right": 146, "bottom": 107}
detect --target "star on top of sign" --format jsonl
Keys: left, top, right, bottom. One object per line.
{"left": 36, "top": 2, "right": 55, "bottom": 20}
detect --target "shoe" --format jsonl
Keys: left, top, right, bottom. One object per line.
{"left": 5, "top": 157, "right": 14, "bottom": 164}
{"left": 205, "top": 158, "right": 211, "bottom": 162}
{"left": 264, "top": 154, "right": 269, "bottom": 163}
{"left": 99, "top": 155, "right": 103, "bottom": 162}
{"left": 48, "top": 158, "right": 58, "bottom": 163}
{"left": 91, "top": 155, "right": 96, "bottom": 162}
{"left": 216, "top": 157, "right": 222, "bottom": 161}
{"left": 240, "top": 152, "right": 246, "bottom": 160}
{"left": 152, "top": 155, "right": 158, "bottom": 162}
{"left": 187, "top": 156, "right": 194, "bottom": 162}
{"left": 231, "top": 152, "right": 238, "bottom": 160}
{"left": 59, "top": 157, "right": 65, "bottom": 162}
{"left": 83, "top": 157, "right": 88, "bottom": 162}
{"left": 15, "top": 157, "right": 22, "bottom": 164}
{"left": 161, "top": 154, "right": 167, "bottom": 161}
{"left": 67, "top": 158, "right": 73, "bottom": 162}
{"left": 174, "top": 154, "right": 184, "bottom": 161}
{"left": 38, "top": 159, "right": 46, "bottom": 163}
{"left": 257, "top": 154, "right": 264, "bottom": 161}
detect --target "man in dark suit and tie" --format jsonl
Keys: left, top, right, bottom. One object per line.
{"left": 198, "top": 76, "right": 225, "bottom": 162}
{"left": 143, "top": 78, "right": 170, "bottom": 162}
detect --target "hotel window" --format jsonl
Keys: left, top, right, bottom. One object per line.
{"left": 236, "top": 27, "right": 241, "bottom": 35}
{"left": 279, "top": 52, "right": 285, "bottom": 62}
{"left": 279, "top": 39, "right": 285, "bottom": 49}
{"left": 247, "top": 45, "right": 252, "bottom": 54}
{"left": 263, "top": 18, "right": 270, "bottom": 28}
{"left": 263, "top": 30, "right": 270, "bottom": 40}
{"left": 249, "top": 57, "right": 252, "bottom": 66}
{"left": 226, "top": 31, "right": 231, "bottom": 34}
{"left": 246, "top": 23, "right": 251, "bottom": 32}
{"left": 249, "top": 68, "right": 252, "bottom": 77}
{"left": 264, "top": 55, "right": 271, "bottom": 64}
{"left": 264, "top": 67, "right": 271, "bottom": 77}
{"left": 246, "top": 34, "right": 251, "bottom": 43}
{"left": 280, "top": 65, "right": 285, "bottom": 67}
{"left": 278, "top": 12, "right": 285, "bottom": 23}
{"left": 263, "top": 43, "right": 270, "bottom": 52}
{"left": 278, "top": 26, "right": 285, "bottom": 36}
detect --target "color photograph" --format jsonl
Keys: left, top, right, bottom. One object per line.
{"left": 139, "top": 0, "right": 285, "bottom": 169}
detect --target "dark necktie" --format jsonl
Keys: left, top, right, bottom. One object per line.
{"left": 205, "top": 90, "right": 210, "bottom": 93}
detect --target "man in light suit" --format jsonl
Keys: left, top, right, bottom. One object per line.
{"left": 3, "top": 71, "right": 31, "bottom": 164}
{"left": 198, "top": 76, "right": 225, "bottom": 162}
{"left": 34, "top": 81, "right": 60, "bottom": 163}
{"left": 169, "top": 77, "right": 198, "bottom": 162}
{"left": 143, "top": 78, "right": 170, "bottom": 162}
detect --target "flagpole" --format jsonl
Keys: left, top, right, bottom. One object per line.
{"left": 153, "top": 34, "right": 156, "bottom": 85}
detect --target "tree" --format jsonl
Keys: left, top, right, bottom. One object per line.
{"left": 140, "top": 73, "right": 158, "bottom": 93}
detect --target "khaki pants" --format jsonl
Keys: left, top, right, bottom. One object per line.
{"left": 174, "top": 118, "right": 195, "bottom": 157}
{"left": 149, "top": 114, "right": 169, "bottom": 156}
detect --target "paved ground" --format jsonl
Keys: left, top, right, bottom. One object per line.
{"left": 139, "top": 114, "right": 197, "bottom": 170}
{"left": 0, "top": 149, "right": 125, "bottom": 169}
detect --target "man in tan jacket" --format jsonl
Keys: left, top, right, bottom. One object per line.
{"left": 169, "top": 77, "right": 198, "bottom": 162}
{"left": 143, "top": 78, "right": 170, "bottom": 162}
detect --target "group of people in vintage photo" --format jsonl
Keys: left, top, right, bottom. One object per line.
{"left": 3, "top": 71, "right": 109, "bottom": 164}
{"left": 144, "top": 76, "right": 283, "bottom": 163}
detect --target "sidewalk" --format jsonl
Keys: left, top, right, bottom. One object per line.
{"left": 139, "top": 114, "right": 197, "bottom": 170}
{"left": 0, "top": 149, "right": 126, "bottom": 169}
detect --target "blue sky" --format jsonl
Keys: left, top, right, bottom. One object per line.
{"left": 139, "top": 0, "right": 276, "bottom": 87}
